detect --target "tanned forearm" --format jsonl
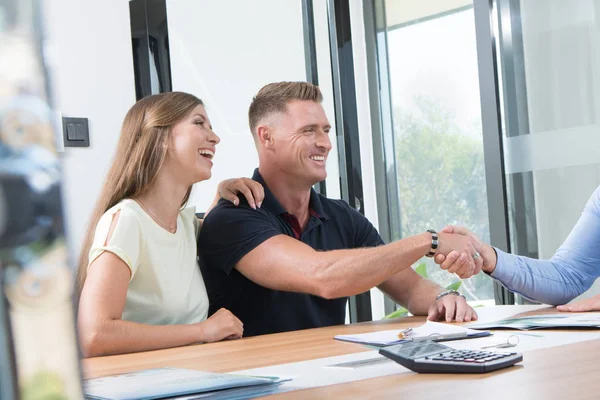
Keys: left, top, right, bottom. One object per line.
{"left": 238, "top": 232, "right": 446, "bottom": 299}
{"left": 311, "top": 233, "right": 431, "bottom": 299}
{"left": 402, "top": 277, "right": 444, "bottom": 316}
{"left": 378, "top": 268, "right": 444, "bottom": 316}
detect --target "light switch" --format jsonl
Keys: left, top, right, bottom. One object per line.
{"left": 62, "top": 117, "right": 90, "bottom": 147}
{"left": 66, "top": 123, "right": 80, "bottom": 141}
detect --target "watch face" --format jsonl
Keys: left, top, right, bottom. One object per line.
{"left": 390, "top": 341, "right": 450, "bottom": 359}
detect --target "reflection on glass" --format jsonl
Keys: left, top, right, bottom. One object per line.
{"left": 381, "top": 3, "right": 493, "bottom": 302}
{"left": 495, "top": 0, "right": 600, "bottom": 300}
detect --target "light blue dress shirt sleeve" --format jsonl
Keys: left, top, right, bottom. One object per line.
{"left": 490, "top": 185, "right": 600, "bottom": 305}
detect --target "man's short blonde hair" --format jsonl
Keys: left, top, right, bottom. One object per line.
{"left": 248, "top": 81, "right": 323, "bottom": 135}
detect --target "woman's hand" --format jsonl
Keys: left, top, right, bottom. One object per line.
{"left": 557, "top": 294, "right": 600, "bottom": 312}
{"left": 218, "top": 178, "right": 265, "bottom": 209}
{"left": 197, "top": 308, "right": 244, "bottom": 342}
{"left": 205, "top": 178, "right": 265, "bottom": 216}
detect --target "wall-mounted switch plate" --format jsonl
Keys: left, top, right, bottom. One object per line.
{"left": 62, "top": 117, "right": 90, "bottom": 147}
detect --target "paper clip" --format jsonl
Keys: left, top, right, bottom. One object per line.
{"left": 481, "top": 335, "right": 519, "bottom": 349}
{"left": 397, "top": 328, "right": 413, "bottom": 339}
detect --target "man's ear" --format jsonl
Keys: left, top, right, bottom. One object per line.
{"left": 256, "top": 125, "right": 274, "bottom": 149}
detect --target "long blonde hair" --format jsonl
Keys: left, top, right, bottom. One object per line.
{"left": 77, "top": 92, "right": 203, "bottom": 292}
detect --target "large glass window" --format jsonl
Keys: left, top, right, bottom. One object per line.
{"left": 494, "top": 0, "right": 600, "bottom": 301}
{"left": 376, "top": 1, "right": 494, "bottom": 305}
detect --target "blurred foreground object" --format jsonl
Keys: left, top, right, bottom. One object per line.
{"left": 0, "top": 0, "right": 84, "bottom": 398}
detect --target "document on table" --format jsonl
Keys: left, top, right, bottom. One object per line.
{"left": 334, "top": 320, "right": 491, "bottom": 346}
{"left": 84, "top": 368, "right": 289, "bottom": 400}
{"left": 465, "top": 313, "right": 600, "bottom": 330}
{"left": 233, "top": 326, "right": 600, "bottom": 395}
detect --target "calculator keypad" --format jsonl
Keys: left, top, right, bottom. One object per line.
{"left": 426, "top": 350, "right": 517, "bottom": 363}
{"left": 379, "top": 340, "right": 523, "bottom": 373}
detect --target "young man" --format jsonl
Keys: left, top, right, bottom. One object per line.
{"left": 198, "top": 82, "right": 480, "bottom": 337}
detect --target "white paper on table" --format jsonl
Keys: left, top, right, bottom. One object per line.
{"left": 523, "top": 313, "right": 600, "bottom": 327}
{"left": 334, "top": 320, "right": 489, "bottom": 346}
{"left": 448, "top": 329, "right": 600, "bottom": 351}
{"left": 234, "top": 328, "right": 600, "bottom": 394}
{"left": 467, "top": 312, "right": 600, "bottom": 330}
{"left": 471, "top": 304, "right": 548, "bottom": 323}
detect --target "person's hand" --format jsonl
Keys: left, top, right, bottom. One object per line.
{"left": 217, "top": 177, "right": 264, "bottom": 209}
{"left": 435, "top": 226, "right": 497, "bottom": 278}
{"left": 427, "top": 294, "right": 478, "bottom": 323}
{"left": 197, "top": 308, "right": 244, "bottom": 342}
{"left": 435, "top": 230, "right": 481, "bottom": 279}
{"left": 557, "top": 294, "right": 600, "bottom": 312}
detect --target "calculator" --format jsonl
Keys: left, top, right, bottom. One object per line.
{"left": 379, "top": 340, "right": 523, "bottom": 373}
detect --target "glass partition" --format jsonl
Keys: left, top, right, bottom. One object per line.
{"left": 494, "top": 0, "right": 600, "bottom": 301}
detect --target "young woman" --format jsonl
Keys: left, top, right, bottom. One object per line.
{"left": 77, "top": 92, "right": 263, "bottom": 357}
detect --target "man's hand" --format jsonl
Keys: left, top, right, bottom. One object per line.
{"left": 557, "top": 294, "right": 600, "bottom": 312}
{"left": 217, "top": 178, "right": 265, "bottom": 209}
{"left": 435, "top": 225, "right": 497, "bottom": 278}
{"left": 427, "top": 294, "right": 478, "bottom": 323}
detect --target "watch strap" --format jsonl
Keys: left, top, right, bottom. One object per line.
{"left": 426, "top": 229, "right": 438, "bottom": 258}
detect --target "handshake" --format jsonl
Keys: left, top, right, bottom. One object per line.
{"left": 433, "top": 226, "right": 498, "bottom": 279}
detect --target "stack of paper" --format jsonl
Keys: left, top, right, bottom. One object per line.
{"left": 466, "top": 313, "right": 600, "bottom": 330}
{"left": 84, "top": 368, "right": 289, "bottom": 400}
{"left": 334, "top": 320, "right": 490, "bottom": 347}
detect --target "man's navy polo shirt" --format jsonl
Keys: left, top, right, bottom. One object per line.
{"left": 198, "top": 169, "right": 384, "bottom": 337}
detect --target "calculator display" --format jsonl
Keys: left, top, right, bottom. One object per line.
{"left": 393, "top": 342, "right": 450, "bottom": 359}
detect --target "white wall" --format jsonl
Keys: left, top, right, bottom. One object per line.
{"left": 43, "top": 0, "right": 341, "bottom": 263}
{"left": 167, "top": 0, "right": 341, "bottom": 211}
{"left": 167, "top": 0, "right": 305, "bottom": 212}
{"left": 43, "top": 0, "right": 136, "bottom": 264}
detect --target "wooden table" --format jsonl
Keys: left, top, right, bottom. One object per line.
{"left": 84, "top": 306, "right": 600, "bottom": 399}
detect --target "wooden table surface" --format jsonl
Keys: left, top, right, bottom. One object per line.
{"left": 83, "top": 306, "right": 600, "bottom": 399}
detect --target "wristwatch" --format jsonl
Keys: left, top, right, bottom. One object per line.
{"left": 426, "top": 229, "right": 438, "bottom": 257}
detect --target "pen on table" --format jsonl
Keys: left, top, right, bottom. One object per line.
{"left": 413, "top": 332, "right": 468, "bottom": 342}
{"left": 397, "top": 328, "right": 413, "bottom": 339}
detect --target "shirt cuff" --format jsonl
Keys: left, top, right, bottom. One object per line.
{"left": 489, "top": 247, "right": 519, "bottom": 285}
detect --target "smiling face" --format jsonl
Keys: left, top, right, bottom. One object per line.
{"left": 260, "top": 100, "right": 332, "bottom": 186}
{"left": 165, "top": 104, "right": 220, "bottom": 184}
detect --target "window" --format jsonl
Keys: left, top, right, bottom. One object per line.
{"left": 374, "top": 1, "right": 494, "bottom": 305}
{"left": 494, "top": 0, "right": 600, "bottom": 301}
